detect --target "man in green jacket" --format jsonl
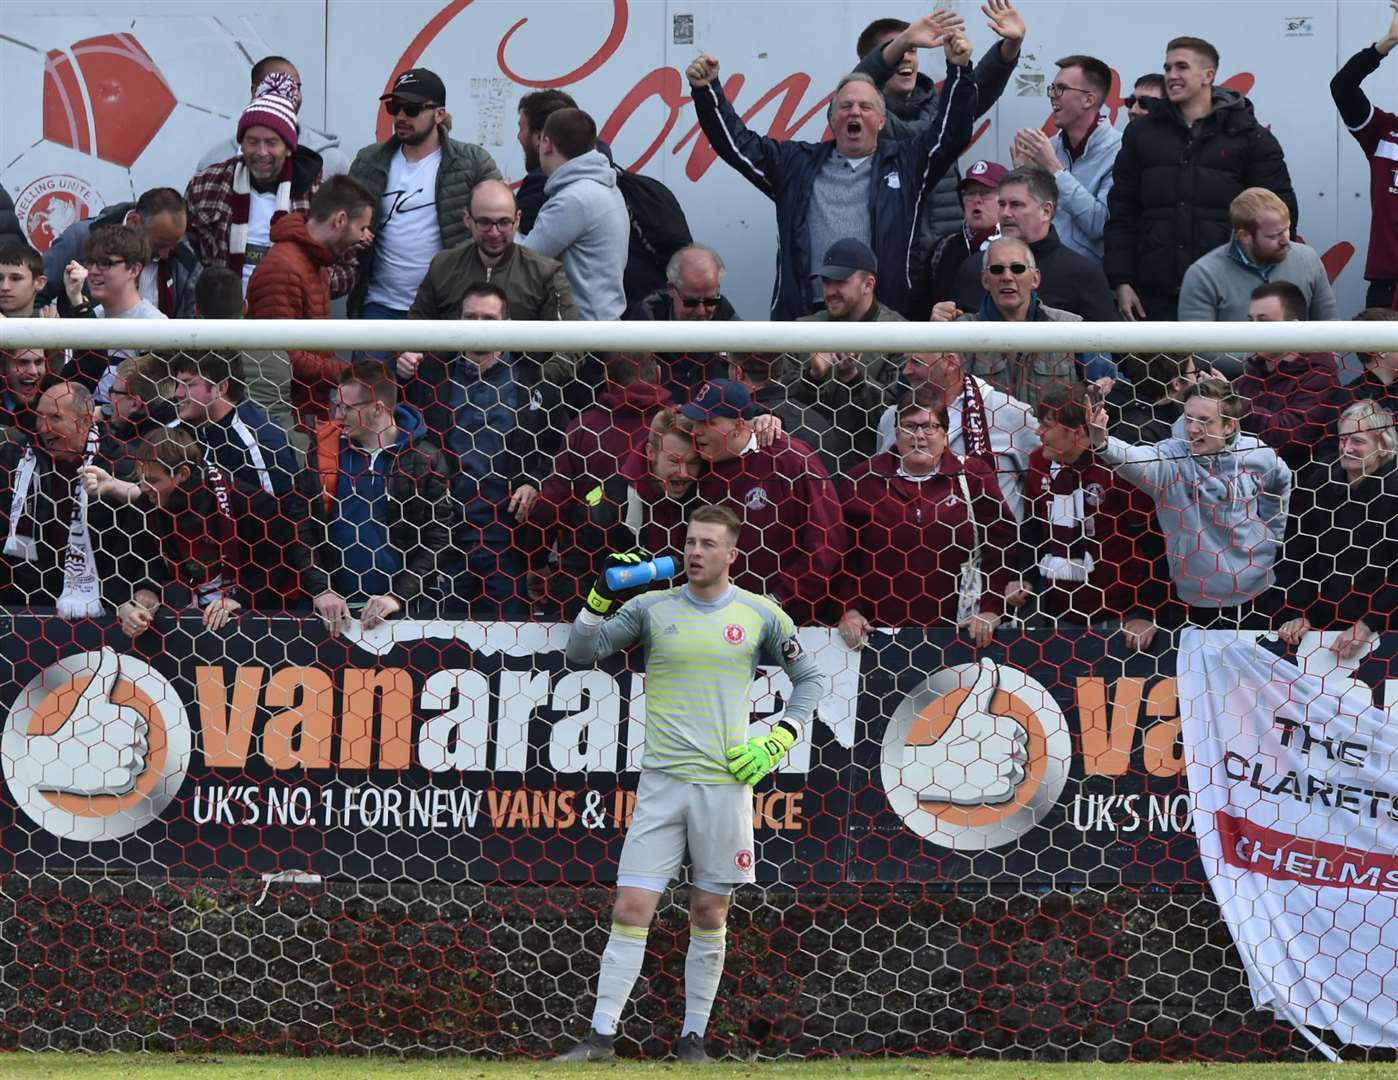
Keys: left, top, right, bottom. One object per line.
{"left": 398, "top": 180, "right": 580, "bottom": 385}
{"left": 348, "top": 68, "right": 502, "bottom": 318}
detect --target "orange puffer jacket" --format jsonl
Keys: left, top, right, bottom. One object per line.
{"left": 246, "top": 211, "right": 346, "bottom": 431}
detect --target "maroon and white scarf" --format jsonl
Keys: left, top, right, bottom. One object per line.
{"left": 1038, "top": 460, "right": 1096, "bottom": 584}
{"left": 959, "top": 376, "right": 991, "bottom": 460}
{"left": 226, "top": 158, "right": 292, "bottom": 280}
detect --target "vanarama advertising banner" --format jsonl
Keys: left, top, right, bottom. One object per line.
{"left": 8, "top": 616, "right": 1398, "bottom": 885}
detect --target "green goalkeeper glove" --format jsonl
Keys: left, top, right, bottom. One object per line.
{"left": 585, "top": 552, "right": 648, "bottom": 616}
{"left": 725, "top": 724, "right": 797, "bottom": 785}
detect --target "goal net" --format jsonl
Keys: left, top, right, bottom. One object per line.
{"left": 0, "top": 315, "right": 1394, "bottom": 1060}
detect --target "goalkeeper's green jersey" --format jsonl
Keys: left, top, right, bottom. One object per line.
{"left": 566, "top": 585, "right": 825, "bottom": 784}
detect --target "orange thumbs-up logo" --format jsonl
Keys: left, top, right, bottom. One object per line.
{"left": 2, "top": 650, "right": 190, "bottom": 842}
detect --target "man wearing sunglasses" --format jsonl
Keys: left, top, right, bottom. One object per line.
{"left": 348, "top": 68, "right": 502, "bottom": 321}
{"left": 623, "top": 245, "right": 739, "bottom": 401}
{"left": 945, "top": 165, "right": 1118, "bottom": 325}
{"left": 942, "top": 236, "right": 1100, "bottom": 416}
{"left": 1126, "top": 75, "right": 1165, "bottom": 121}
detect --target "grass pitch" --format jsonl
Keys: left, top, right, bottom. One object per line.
{"left": 0, "top": 1058, "right": 1396, "bottom": 1080}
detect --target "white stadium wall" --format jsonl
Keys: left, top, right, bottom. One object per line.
{"left": 0, "top": 0, "right": 1389, "bottom": 318}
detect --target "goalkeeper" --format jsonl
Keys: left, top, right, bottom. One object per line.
{"left": 555, "top": 503, "right": 825, "bottom": 1063}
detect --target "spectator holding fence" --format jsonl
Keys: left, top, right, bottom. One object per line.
{"left": 1089, "top": 376, "right": 1291, "bottom": 627}
{"left": 114, "top": 426, "right": 300, "bottom": 638}
{"left": 1275, "top": 399, "right": 1398, "bottom": 659}
{"left": 838, "top": 386, "right": 1018, "bottom": 649}
{"left": 300, "top": 362, "right": 454, "bottom": 634}
{"left": 1014, "top": 382, "right": 1168, "bottom": 649}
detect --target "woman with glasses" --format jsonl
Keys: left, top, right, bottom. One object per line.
{"left": 838, "top": 385, "right": 1019, "bottom": 649}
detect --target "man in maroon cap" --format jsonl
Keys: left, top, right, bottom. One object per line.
{"left": 678, "top": 379, "right": 846, "bottom": 625}
{"left": 921, "top": 159, "right": 1005, "bottom": 314}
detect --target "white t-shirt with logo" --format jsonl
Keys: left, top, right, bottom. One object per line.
{"left": 242, "top": 190, "right": 278, "bottom": 293}
{"left": 364, "top": 147, "right": 442, "bottom": 311}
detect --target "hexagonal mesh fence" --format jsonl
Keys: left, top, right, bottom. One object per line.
{"left": 0, "top": 321, "right": 1394, "bottom": 1061}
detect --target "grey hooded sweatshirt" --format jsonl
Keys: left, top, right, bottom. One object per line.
{"left": 519, "top": 149, "right": 629, "bottom": 321}
{"left": 1099, "top": 432, "right": 1291, "bottom": 608}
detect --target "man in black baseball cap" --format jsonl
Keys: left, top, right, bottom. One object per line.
{"left": 379, "top": 68, "right": 447, "bottom": 106}
{"left": 348, "top": 68, "right": 502, "bottom": 319}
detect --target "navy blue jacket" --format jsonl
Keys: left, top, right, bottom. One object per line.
{"left": 409, "top": 353, "right": 558, "bottom": 544}
{"left": 692, "top": 59, "right": 976, "bottom": 320}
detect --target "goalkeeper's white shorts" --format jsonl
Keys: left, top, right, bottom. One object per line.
{"left": 616, "top": 769, "right": 756, "bottom": 888}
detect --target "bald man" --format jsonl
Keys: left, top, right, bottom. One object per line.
{"left": 399, "top": 180, "right": 580, "bottom": 385}
{"left": 408, "top": 180, "right": 578, "bottom": 322}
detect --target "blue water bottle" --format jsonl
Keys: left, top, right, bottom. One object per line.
{"left": 605, "top": 555, "right": 680, "bottom": 591}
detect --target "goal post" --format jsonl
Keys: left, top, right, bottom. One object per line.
{"left": 0, "top": 317, "right": 1392, "bottom": 1061}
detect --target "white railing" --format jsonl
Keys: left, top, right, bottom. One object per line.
{"left": 0, "top": 318, "right": 1395, "bottom": 355}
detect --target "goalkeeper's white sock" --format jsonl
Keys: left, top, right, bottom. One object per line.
{"left": 590, "top": 922, "right": 649, "bottom": 1036}
{"left": 682, "top": 925, "right": 727, "bottom": 1038}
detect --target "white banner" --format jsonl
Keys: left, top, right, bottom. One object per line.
{"left": 1180, "top": 628, "right": 1398, "bottom": 1056}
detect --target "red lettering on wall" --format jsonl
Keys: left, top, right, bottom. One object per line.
{"left": 497, "top": 0, "right": 628, "bottom": 88}
{"left": 600, "top": 67, "right": 690, "bottom": 174}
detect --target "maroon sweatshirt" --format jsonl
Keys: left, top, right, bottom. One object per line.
{"left": 1234, "top": 352, "right": 1343, "bottom": 469}
{"left": 1023, "top": 448, "right": 1168, "bottom": 621}
{"left": 839, "top": 450, "right": 1016, "bottom": 626}
{"left": 537, "top": 380, "right": 673, "bottom": 512}
{"left": 695, "top": 433, "right": 846, "bottom": 625}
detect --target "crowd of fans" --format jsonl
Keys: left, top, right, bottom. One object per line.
{"left": 0, "top": 2, "right": 1397, "bottom": 650}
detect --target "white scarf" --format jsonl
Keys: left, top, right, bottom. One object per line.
{"left": 4, "top": 425, "right": 106, "bottom": 618}
{"left": 229, "top": 159, "right": 292, "bottom": 270}
{"left": 1037, "top": 461, "right": 1096, "bottom": 584}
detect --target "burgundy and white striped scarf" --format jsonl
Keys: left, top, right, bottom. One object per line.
{"left": 226, "top": 158, "right": 292, "bottom": 280}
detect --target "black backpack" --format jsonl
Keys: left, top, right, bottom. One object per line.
{"left": 613, "top": 168, "right": 693, "bottom": 305}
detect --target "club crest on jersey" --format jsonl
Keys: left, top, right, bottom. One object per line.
{"left": 735, "top": 849, "right": 755, "bottom": 871}
{"left": 724, "top": 623, "right": 746, "bottom": 645}
{"left": 744, "top": 486, "right": 769, "bottom": 511}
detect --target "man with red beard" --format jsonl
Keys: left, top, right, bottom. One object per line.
{"left": 530, "top": 407, "right": 698, "bottom": 618}
{"left": 679, "top": 379, "right": 845, "bottom": 625}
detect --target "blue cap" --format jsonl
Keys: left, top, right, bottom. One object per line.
{"left": 680, "top": 379, "right": 758, "bottom": 422}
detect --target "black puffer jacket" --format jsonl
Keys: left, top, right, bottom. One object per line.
{"left": 1104, "top": 89, "right": 1297, "bottom": 299}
